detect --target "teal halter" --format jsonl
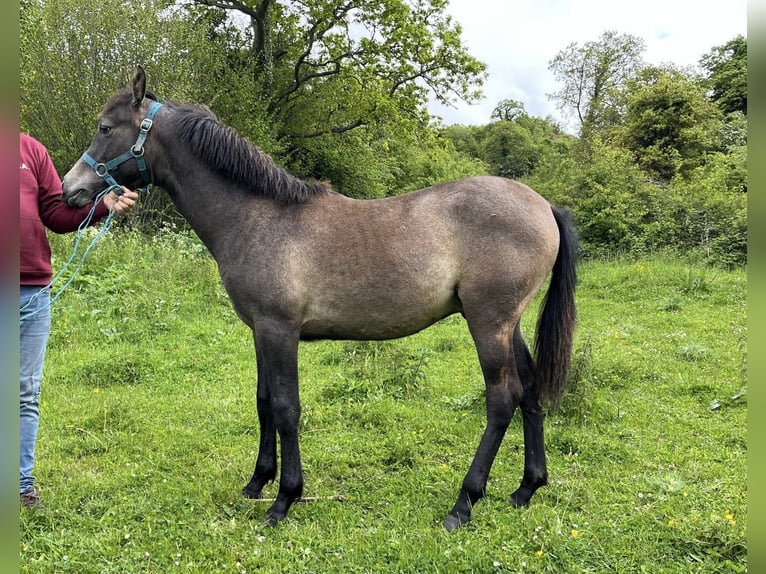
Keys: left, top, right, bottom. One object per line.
{"left": 81, "top": 101, "right": 163, "bottom": 194}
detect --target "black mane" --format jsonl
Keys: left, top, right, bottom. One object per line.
{"left": 165, "top": 101, "right": 328, "bottom": 204}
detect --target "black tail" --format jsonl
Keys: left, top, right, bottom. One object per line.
{"left": 534, "top": 206, "right": 578, "bottom": 409}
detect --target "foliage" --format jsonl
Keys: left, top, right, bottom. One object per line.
{"left": 21, "top": 230, "right": 747, "bottom": 572}
{"left": 548, "top": 30, "right": 646, "bottom": 138}
{"left": 699, "top": 35, "right": 747, "bottom": 115}
{"left": 440, "top": 105, "right": 575, "bottom": 180}
{"left": 190, "top": 0, "right": 486, "bottom": 138}
{"left": 662, "top": 152, "right": 747, "bottom": 267}
{"left": 618, "top": 66, "right": 723, "bottom": 182}
{"left": 528, "top": 33, "right": 744, "bottom": 266}
{"left": 528, "top": 136, "right": 650, "bottom": 257}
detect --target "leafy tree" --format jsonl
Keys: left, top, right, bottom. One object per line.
{"left": 490, "top": 98, "right": 527, "bottom": 122}
{"left": 528, "top": 135, "right": 649, "bottom": 256}
{"left": 699, "top": 35, "right": 747, "bottom": 115}
{"left": 189, "top": 0, "right": 487, "bottom": 142}
{"left": 548, "top": 30, "right": 645, "bottom": 138}
{"left": 619, "top": 66, "right": 722, "bottom": 181}
{"left": 442, "top": 102, "right": 573, "bottom": 180}
{"left": 438, "top": 124, "right": 483, "bottom": 159}
{"left": 479, "top": 121, "right": 536, "bottom": 178}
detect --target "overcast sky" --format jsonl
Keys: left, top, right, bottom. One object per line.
{"left": 428, "top": 0, "right": 748, "bottom": 128}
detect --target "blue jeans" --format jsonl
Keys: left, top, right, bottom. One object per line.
{"left": 20, "top": 286, "right": 50, "bottom": 494}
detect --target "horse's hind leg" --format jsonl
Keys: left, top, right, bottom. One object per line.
{"left": 509, "top": 325, "right": 548, "bottom": 507}
{"left": 243, "top": 337, "right": 278, "bottom": 499}
{"left": 444, "top": 319, "right": 522, "bottom": 531}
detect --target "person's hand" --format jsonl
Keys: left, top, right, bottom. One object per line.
{"left": 103, "top": 187, "right": 139, "bottom": 215}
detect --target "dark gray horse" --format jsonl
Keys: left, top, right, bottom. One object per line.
{"left": 63, "top": 66, "right": 577, "bottom": 531}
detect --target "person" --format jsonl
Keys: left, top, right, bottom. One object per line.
{"left": 19, "top": 132, "right": 139, "bottom": 509}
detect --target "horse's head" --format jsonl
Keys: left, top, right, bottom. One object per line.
{"left": 63, "top": 65, "right": 161, "bottom": 207}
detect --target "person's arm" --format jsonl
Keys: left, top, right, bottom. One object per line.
{"left": 36, "top": 147, "right": 136, "bottom": 232}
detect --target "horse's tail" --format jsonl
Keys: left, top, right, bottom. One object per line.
{"left": 534, "top": 205, "right": 578, "bottom": 409}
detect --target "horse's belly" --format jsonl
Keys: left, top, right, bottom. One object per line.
{"left": 300, "top": 288, "right": 460, "bottom": 341}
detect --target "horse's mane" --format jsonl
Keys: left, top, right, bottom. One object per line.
{"left": 168, "top": 102, "right": 329, "bottom": 204}
{"left": 104, "top": 91, "right": 328, "bottom": 204}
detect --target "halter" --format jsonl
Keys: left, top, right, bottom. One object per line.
{"left": 81, "top": 101, "right": 163, "bottom": 195}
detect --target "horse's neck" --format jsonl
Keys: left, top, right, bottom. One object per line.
{"left": 160, "top": 168, "right": 274, "bottom": 258}
{"left": 151, "top": 128, "right": 284, "bottom": 257}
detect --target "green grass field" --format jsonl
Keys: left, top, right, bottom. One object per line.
{"left": 21, "top": 229, "right": 746, "bottom": 573}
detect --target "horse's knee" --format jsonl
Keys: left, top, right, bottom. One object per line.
{"left": 270, "top": 396, "right": 301, "bottom": 432}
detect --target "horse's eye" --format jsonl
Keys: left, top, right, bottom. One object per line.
{"left": 99, "top": 124, "right": 112, "bottom": 135}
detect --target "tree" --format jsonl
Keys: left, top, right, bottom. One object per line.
{"left": 619, "top": 66, "right": 722, "bottom": 182}
{"left": 700, "top": 35, "right": 747, "bottom": 115}
{"left": 548, "top": 30, "right": 645, "bottom": 138}
{"left": 480, "top": 121, "right": 536, "bottom": 178}
{"left": 189, "top": 0, "right": 487, "bottom": 141}
{"left": 440, "top": 102, "right": 572, "bottom": 180}
{"left": 490, "top": 99, "right": 526, "bottom": 122}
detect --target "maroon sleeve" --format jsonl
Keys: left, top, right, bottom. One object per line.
{"left": 35, "top": 144, "right": 109, "bottom": 234}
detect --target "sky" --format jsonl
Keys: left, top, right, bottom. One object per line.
{"left": 428, "top": 0, "right": 749, "bottom": 128}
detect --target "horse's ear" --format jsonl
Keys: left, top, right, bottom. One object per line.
{"left": 132, "top": 65, "right": 147, "bottom": 106}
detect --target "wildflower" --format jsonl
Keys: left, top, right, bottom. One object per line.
{"left": 571, "top": 529, "right": 579, "bottom": 538}
{"left": 536, "top": 549, "right": 544, "bottom": 557}
{"left": 668, "top": 519, "right": 677, "bottom": 527}
{"left": 682, "top": 491, "right": 688, "bottom": 497}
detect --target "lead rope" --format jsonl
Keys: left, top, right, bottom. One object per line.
{"left": 19, "top": 185, "right": 121, "bottom": 322}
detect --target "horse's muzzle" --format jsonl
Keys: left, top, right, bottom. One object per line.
{"left": 62, "top": 162, "right": 101, "bottom": 207}
{"left": 62, "top": 187, "right": 94, "bottom": 208}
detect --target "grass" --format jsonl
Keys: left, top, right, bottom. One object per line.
{"left": 21, "top": 228, "right": 747, "bottom": 573}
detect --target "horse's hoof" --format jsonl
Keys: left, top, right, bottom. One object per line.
{"left": 261, "top": 513, "right": 280, "bottom": 527}
{"left": 442, "top": 514, "right": 468, "bottom": 532}
{"left": 508, "top": 490, "right": 531, "bottom": 508}
{"left": 242, "top": 486, "right": 263, "bottom": 499}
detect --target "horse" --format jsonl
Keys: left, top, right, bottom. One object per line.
{"left": 62, "top": 66, "right": 577, "bottom": 531}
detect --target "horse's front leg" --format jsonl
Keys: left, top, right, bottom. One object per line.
{"left": 252, "top": 328, "right": 303, "bottom": 525}
{"left": 243, "top": 342, "right": 278, "bottom": 499}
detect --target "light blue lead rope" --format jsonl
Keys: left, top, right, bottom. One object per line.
{"left": 20, "top": 186, "right": 120, "bottom": 322}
